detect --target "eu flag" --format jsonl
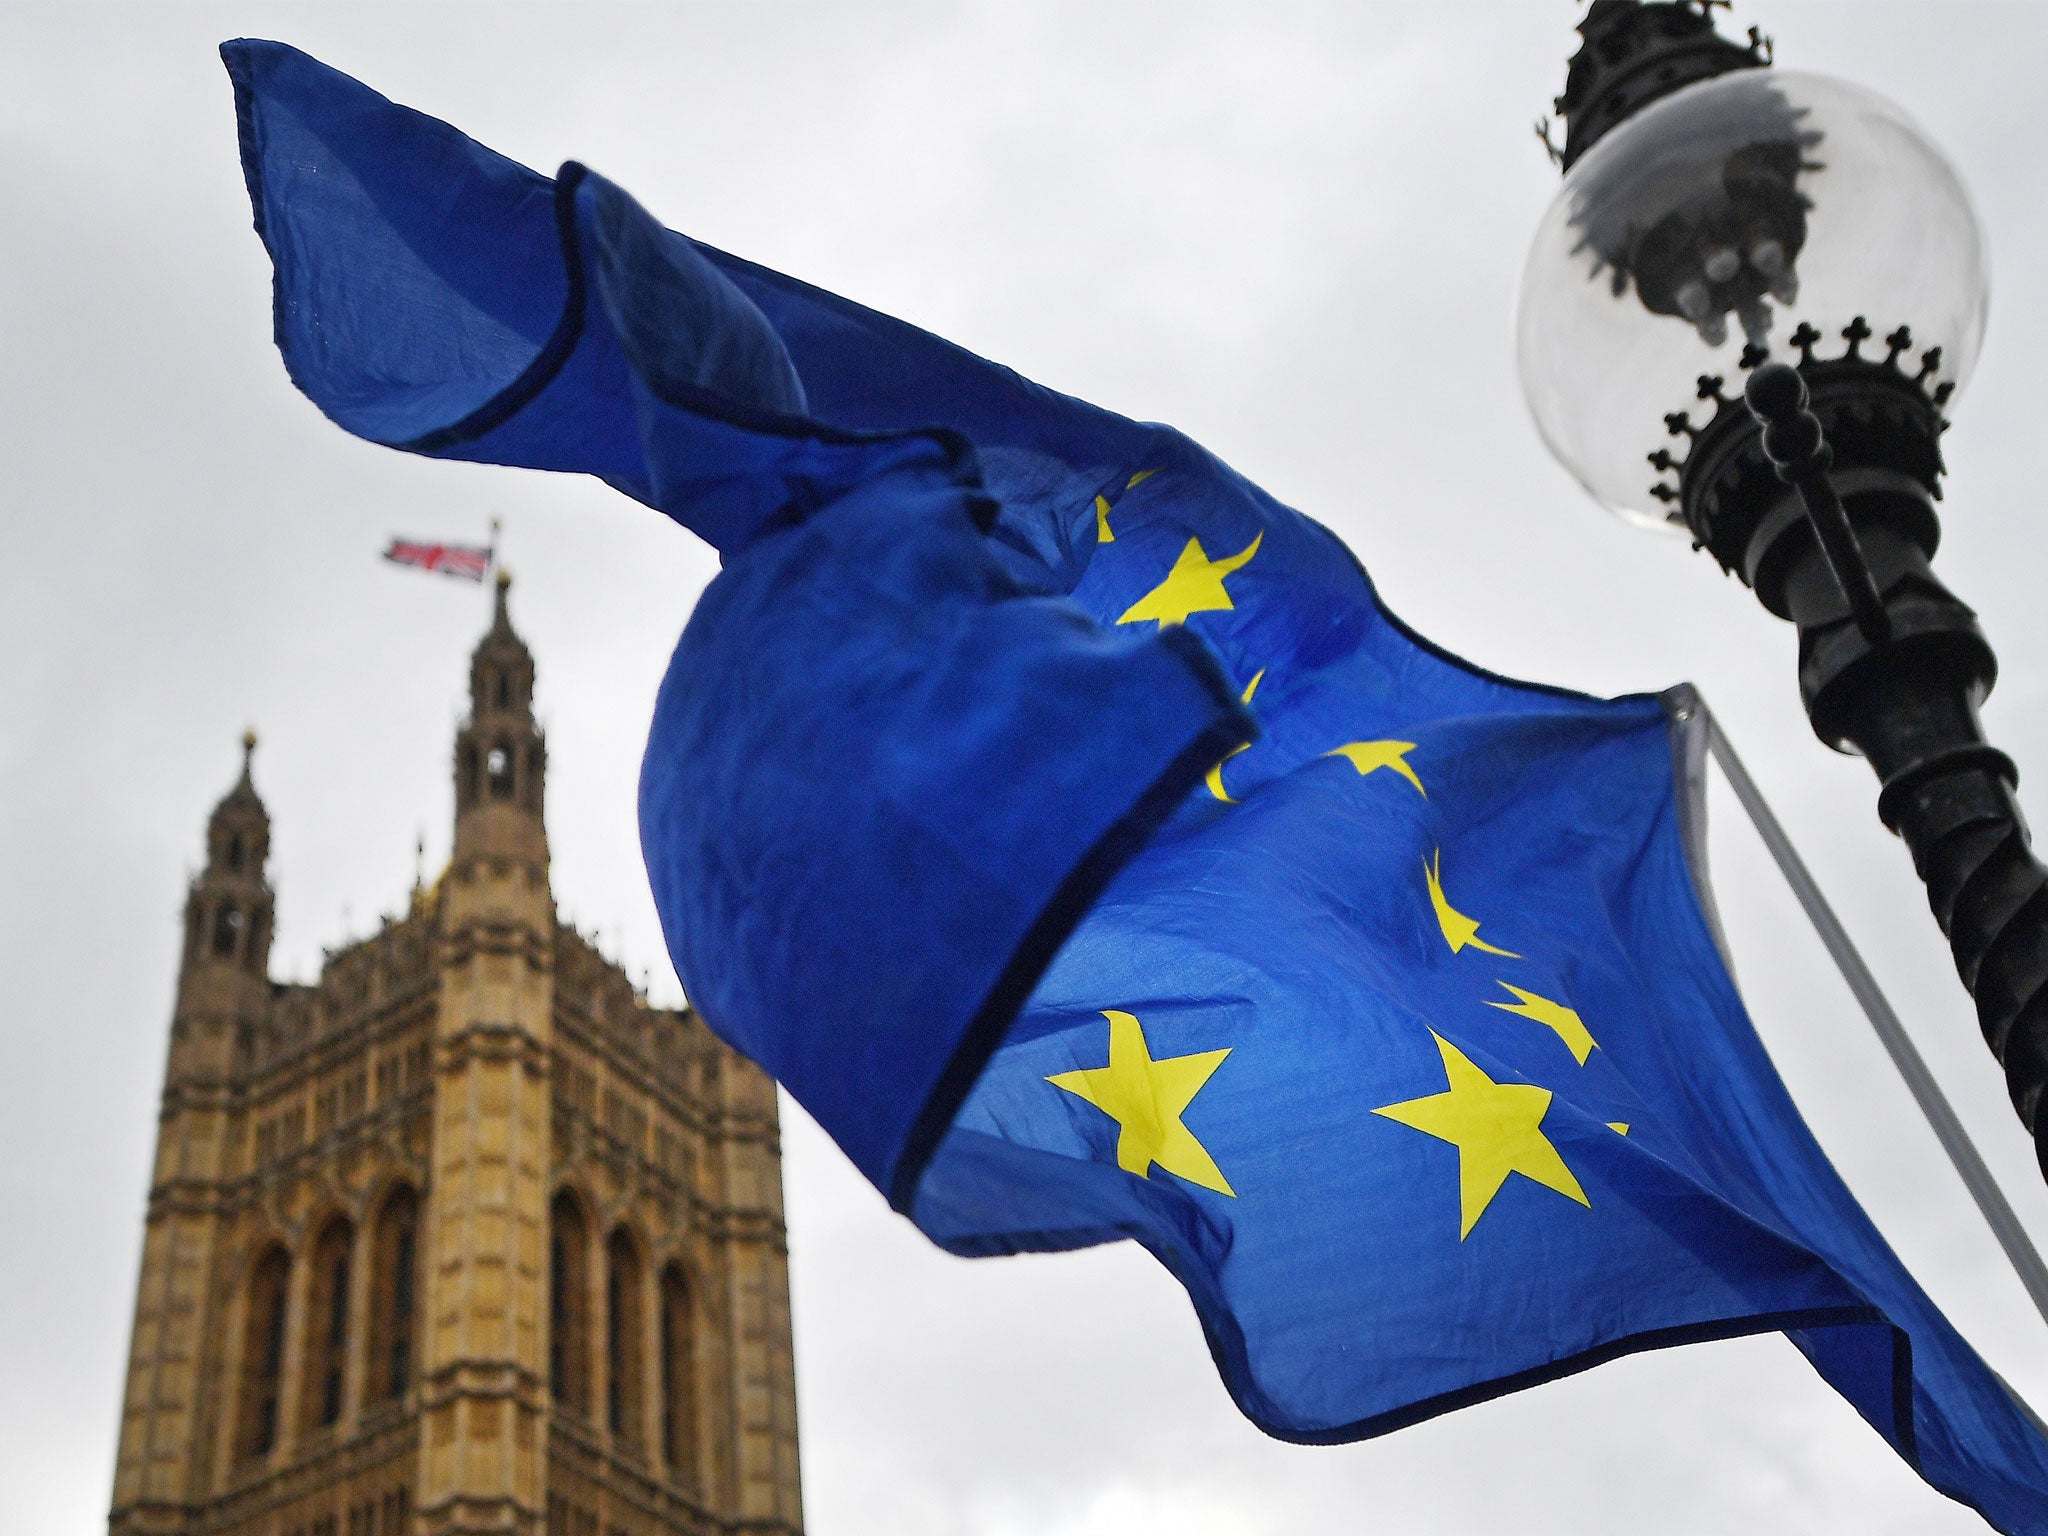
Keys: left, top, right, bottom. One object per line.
{"left": 225, "top": 39, "right": 2048, "bottom": 1531}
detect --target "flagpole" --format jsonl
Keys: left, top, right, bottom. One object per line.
{"left": 1698, "top": 699, "right": 2048, "bottom": 1331}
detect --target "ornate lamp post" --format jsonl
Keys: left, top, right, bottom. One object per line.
{"left": 1518, "top": 2, "right": 2048, "bottom": 1181}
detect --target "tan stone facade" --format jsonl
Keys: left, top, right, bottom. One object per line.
{"left": 109, "top": 577, "right": 803, "bottom": 1536}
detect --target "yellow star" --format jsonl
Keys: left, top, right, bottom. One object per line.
{"left": 1204, "top": 670, "right": 1266, "bottom": 804}
{"left": 1047, "top": 1010, "right": 1235, "bottom": 1196}
{"left": 1205, "top": 744, "right": 1250, "bottom": 803}
{"left": 1487, "top": 982, "right": 1597, "bottom": 1065}
{"left": 1424, "top": 849, "right": 1519, "bottom": 958}
{"left": 1096, "top": 470, "right": 1160, "bottom": 544}
{"left": 1326, "top": 740, "right": 1426, "bottom": 797}
{"left": 1116, "top": 532, "right": 1263, "bottom": 628}
{"left": 1374, "top": 1031, "right": 1589, "bottom": 1238}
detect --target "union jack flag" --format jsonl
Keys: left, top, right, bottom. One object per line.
{"left": 382, "top": 538, "right": 493, "bottom": 582}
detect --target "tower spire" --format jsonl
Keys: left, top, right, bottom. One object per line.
{"left": 170, "top": 732, "right": 277, "bottom": 1083}
{"left": 452, "top": 567, "right": 548, "bottom": 874}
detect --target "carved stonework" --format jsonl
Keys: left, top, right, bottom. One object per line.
{"left": 110, "top": 579, "right": 802, "bottom": 1536}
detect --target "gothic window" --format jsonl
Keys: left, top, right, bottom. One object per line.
{"left": 659, "top": 1264, "right": 696, "bottom": 1482}
{"left": 369, "top": 1186, "right": 419, "bottom": 1401}
{"left": 238, "top": 1246, "right": 290, "bottom": 1460}
{"left": 605, "top": 1228, "right": 645, "bottom": 1447}
{"left": 303, "top": 1217, "right": 354, "bottom": 1432}
{"left": 496, "top": 672, "right": 511, "bottom": 709}
{"left": 227, "top": 832, "right": 245, "bottom": 872}
{"left": 213, "top": 903, "right": 243, "bottom": 958}
{"left": 550, "top": 1192, "right": 590, "bottom": 1414}
{"left": 461, "top": 745, "right": 480, "bottom": 807}
{"left": 486, "top": 744, "right": 513, "bottom": 799}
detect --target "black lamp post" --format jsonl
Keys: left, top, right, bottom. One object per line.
{"left": 1521, "top": 2, "right": 2048, "bottom": 1182}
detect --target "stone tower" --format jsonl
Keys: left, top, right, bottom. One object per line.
{"left": 109, "top": 575, "right": 803, "bottom": 1536}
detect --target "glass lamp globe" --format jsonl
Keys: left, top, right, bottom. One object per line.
{"left": 1518, "top": 68, "right": 1989, "bottom": 530}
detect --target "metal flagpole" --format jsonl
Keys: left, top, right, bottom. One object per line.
{"left": 1698, "top": 699, "right": 2048, "bottom": 1331}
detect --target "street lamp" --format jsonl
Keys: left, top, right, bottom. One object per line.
{"left": 1519, "top": 2, "right": 2048, "bottom": 1181}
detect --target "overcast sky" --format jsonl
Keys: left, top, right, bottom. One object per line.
{"left": 7, "top": 4, "right": 2048, "bottom": 1533}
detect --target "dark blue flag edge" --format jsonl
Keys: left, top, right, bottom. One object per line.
{"left": 916, "top": 1130, "right": 1911, "bottom": 1445}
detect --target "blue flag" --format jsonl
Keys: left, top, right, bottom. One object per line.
{"left": 225, "top": 39, "right": 2048, "bottom": 1530}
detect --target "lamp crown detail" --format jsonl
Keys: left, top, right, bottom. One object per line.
{"left": 1550, "top": 0, "right": 1771, "bottom": 170}
{"left": 1651, "top": 315, "right": 1951, "bottom": 586}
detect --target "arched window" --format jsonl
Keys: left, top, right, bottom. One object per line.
{"left": 496, "top": 672, "right": 511, "bottom": 709}
{"left": 606, "top": 1229, "right": 644, "bottom": 1448}
{"left": 238, "top": 1246, "right": 290, "bottom": 1460}
{"left": 368, "top": 1186, "right": 419, "bottom": 1401}
{"left": 227, "top": 832, "right": 245, "bottom": 872}
{"left": 549, "top": 1192, "right": 590, "bottom": 1414}
{"left": 486, "top": 744, "right": 514, "bottom": 799}
{"left": 213, "top": 903, "right": 243, "bottom": 958}
{"left": 659, "top": 1264, "right": 695, "bottom": 1483}
{"left": 302, "top": 1217, "right": 354, "bottom": 1432}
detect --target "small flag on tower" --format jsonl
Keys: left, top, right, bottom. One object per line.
{"left": 382, "top": 538, "right": 493, "bottom": 582}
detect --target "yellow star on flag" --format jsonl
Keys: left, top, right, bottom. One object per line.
{"left": 1205, "top": 669, "right": 1266, "bottom": 804}
{"left": 1326, "top": 740, "right": 1426, "bottom": 797}
{"left": 1424, "top": 849, "right": 1519, "bottom": 958}
{"left": 1047, "top": 1009, "right": 1235, "bottom": 1196}
{"left": 1374, "top": 1031, "right": 1590, "bottom": 1238}
{"left": 1487, "top": 981, "right": 1597, "bottom": 1065}
{"left": 1116, "top": 532, "right": 1263, "bottom": 628}
{"left": 1096, "top": 470, "right": 1159, "bottom": 544}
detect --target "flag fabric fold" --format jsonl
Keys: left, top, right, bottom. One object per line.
{"left": 225, "top": 38, "right": 2048, "bottom": 1531}
{"left": 223, "top": 35, "right": 1254, "bottom": 1198}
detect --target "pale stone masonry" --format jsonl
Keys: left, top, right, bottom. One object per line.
{"left": 109, "top": 574, "right": 803, "bottom": 1536}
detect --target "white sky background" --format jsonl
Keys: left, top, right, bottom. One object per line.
{"left": 5, "top": 2, "right": 2048, "bottom": 1531}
